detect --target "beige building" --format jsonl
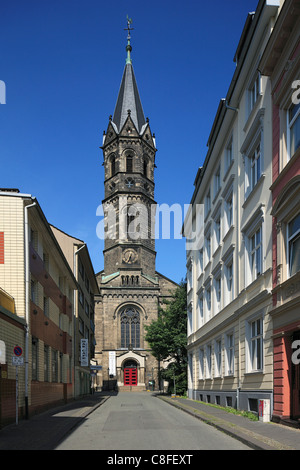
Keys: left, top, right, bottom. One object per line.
{"left": 0, "top": 189, "right": 76, "bottom": 424}
{"left": 51, "top": 226, "right": 100, "bottom": 397}
{"left": 184, "top": 0, "right": 283, "bottom": 416}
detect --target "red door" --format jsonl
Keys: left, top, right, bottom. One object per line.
{"left": 124, "top": 368, "right": 137, "bottom": 386}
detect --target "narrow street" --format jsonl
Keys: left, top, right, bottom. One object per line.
{"left": 55, "top": 392, "right": 250, "bottom": 450}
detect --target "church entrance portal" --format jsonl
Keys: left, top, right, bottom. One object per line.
{"left": 123, "top": 360, "right": 137, "bottom": 386}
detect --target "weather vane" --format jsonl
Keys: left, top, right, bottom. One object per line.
{"left": 125, "top": 15, "right": 134, "bottom": 39}
{"left": 125, "top": 16, "right": 134, "bottom": 64}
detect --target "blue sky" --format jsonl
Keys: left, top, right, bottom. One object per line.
{"left": 0, "top": 0, "right": 259, "bottom": 284}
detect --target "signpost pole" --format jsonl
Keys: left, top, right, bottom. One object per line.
{"left": 16, "top": 365, "right": 18, "bottom": 425}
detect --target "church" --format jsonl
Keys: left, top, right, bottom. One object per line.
{"left": 94, "top": 19, "right": 178, "bottom": 391}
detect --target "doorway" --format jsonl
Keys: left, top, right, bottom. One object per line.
{"left": 123, "top": 360, "right": 137, "bottom": 386}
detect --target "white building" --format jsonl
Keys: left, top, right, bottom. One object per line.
{"left": 184, "top": 0, "right": 283, "bottom": 415}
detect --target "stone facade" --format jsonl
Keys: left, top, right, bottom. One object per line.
{"left": 93, "top": 41, "right": 177, "bottom": 391}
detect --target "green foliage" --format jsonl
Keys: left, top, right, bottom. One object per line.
{"left": 145, "top": 279, "right": 187, "bottom": 394}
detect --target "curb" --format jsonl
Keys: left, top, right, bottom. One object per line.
{"left": 157, "top": 396, "right": 295, "bottom": 451}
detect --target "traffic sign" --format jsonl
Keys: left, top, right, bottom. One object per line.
{"left": 14, "top": 346, "right": 22, "bottom": 357}
{"left": 12, "top": 356, "right": 24, "bottom": 366}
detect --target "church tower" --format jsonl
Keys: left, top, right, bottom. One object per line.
{"left": 94, "top": 19, "right": 177, "bottom": 391}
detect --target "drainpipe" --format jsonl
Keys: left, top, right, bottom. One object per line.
{"left": 24, "top": 199, "right": 36, "bottom": 419}
{"left": 73, "top": 244, "right": 86, "bottom": 398}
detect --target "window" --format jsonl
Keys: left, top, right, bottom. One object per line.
{"left": 250, "top": 142, "right": 261, "bottom": 191}
{"left": 44, "top": 345, "right": 49, "bottom": 381}
{"left": 225, "top": 138, "right": 233, "bottom": 173}
{"left": 32, "top": 338, "right": 38, "bottom": 381}
{"left": 52, "top": 349, "right": 58, "bottom": 382}
{"left": 214, "top": 276, "right": 221, "bottom": 313}
{"left": 31, "top": 279, "right": 37, "bottom": 304}
{"left": 205, "top": 285, "right": 211, "bottom": 319}
{"left": 205, "top": 231, "right": 211, "bottom": 263}
{"left": 225, "top": 333, "right": 234, "bottom": 375}
{"left": 187, "top": 306, "right": 193, "bottom": 336}
{"left": 198, "top": 295, "right": 203, "bottom": 327}
{"left": 143, "top": 158, "right": 148, "bottom": 177}
{"left": 226, "top": 261, "right": 234, "bottom": 304}
{"left": 214, "top": 216, "right": 221, "bottom": 247}
{"left": 126, "top": 155, "right": 133, "bottom": 173}
{"left": 250, "top": 226, "right": 262, "bottom": 280}
{"left": 205, "top": 190, "right": 211, "bottom": 218}
{"left": 111, "top": 155, "right": 116, "bottom": 176}
{"left": 248, "top": 72, "right": 261, "bottom": 114}
{"left": 288, "top": 102, "right": 300, "bottom": 160}
{"left": 215, "top": 339, "right": 222, "bottom": 377}
{"left": 214, "top": 166, "right": 221, "bottom": 198}
{"left": 225, "top": 195, "right": 233, "bottom": 230}
{"left": 249, "top": 318, "right": 263, "bottom": 371}
{"left": 206, "top": 344, "right": 212, "bottom": 378}
{"left": 0, "top": 232, "right": 4, "bottom": 264}
{"left": 43, "top": 296, "right": 49, "bottom": 317}
{"left": 199, "top": 249, "right": 203, "bottom": 275}
{"left": 120, "top": 306, "right": 140, "bottom": 349}
{"left": 288, "top": 213, "right": 300, "bottom": 277}
{"left": 199, "top": 348, "right": 204, "bottom": 380}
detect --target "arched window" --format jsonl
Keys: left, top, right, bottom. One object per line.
{"left": 120, "top": 306, "right": 140, "bottom": 348}
{"left": 143, "top": 158, "right": 148, "bottom": 177}
{"left": 126, "top": 155, "right": 133, "bottom": 173}
{"left": 111, "top": 155, "right": 116, "bottom": 176}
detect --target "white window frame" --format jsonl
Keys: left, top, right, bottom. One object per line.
{"left": 205, "top": 284, "right": 211, "bottom": 320}
{"left": 249, "top": 226, "right": 262, "bottom": 281}
{"left": 225, "top": 332, "right": 234, "bottom": 376}
{"left": 246, "top": 316, "right": 263, "bottom": 373}
{"left": 205, "top": 189, "right": 211, "bottom": 218}
{"left": 214, "top": 165, "right": 221, "bottom": 199}
{"left": 287, "top": 102, "right": 300, "bottom": 161}
{"left": 248, "top": 72, "right": 261, "bottom": 115}
{"left": 287, "top": 212, "right": 300, "bottom": 278}
{"left": 225, "top": 261, "right": 234, "bottom": 304}
{"left": 197, "top": 293, "right": 204, "bottom": 328}
{"left": 205, "top": 343, "right": 212, "bottom": 379}
{"left": 225, "top": 136, "right": 233, "bottom": 173}
{"left": 205, "top": 231, "right": 211, "bottom": 265}
{"left": 214, "top": 275, "right": 221, "bottom": 314}
{"left": 241, "top": 109, "right": 264, "bottom": 200}
{"left": 198, "top": 348, "right": 204, "bottom": 380}
{"left": 214, "top": 338, "right": 222, "bottom": 377}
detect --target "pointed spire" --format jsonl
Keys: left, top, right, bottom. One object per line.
{"left": 111, "top": 17, "right": 146, "bottom": 134}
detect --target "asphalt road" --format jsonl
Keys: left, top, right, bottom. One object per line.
{"left": 55, "top": 392, "right": 250, "bottom": 450}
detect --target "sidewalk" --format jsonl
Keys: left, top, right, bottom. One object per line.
{"left": 158, "top": 395, "right": 300, "bottom": 450}
{"left": 0, "top": 391, "right": 111, "bottom": 450}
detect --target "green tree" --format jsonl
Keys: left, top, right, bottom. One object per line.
{"left": 145, "top": 280, "right": 187, "bottom": 395}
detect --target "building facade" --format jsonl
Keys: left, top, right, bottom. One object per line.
{"left": 259, "top": 0, "right": 300, "bottom": 424}
{"left": 94, "top": 23, "right": 177, "bottom": 391}
{"left": 51, "top": 226, "right": 99, "bottom": 397}
{"left": 184, "top": 0, "right": 283, "bottom": 417}
{"left": 0, "top": 190, "right": 77, "bottom": 425}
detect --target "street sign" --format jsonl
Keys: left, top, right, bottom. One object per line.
{"left": 90, "top": 365, "right": 102, "bottom": 370}
{"left": 80, "top": 339, "right": 88, "bottom": 366}
{"left": 14, "top": 346, "right": 22, "bottom": 357}
{"left": 12, "top": 356, "right": 24, "bottom": 366}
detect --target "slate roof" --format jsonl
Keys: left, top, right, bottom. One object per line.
{"left": 112, "top": 63, "right": 146, "bottom": 134}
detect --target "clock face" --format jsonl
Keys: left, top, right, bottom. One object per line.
{"left": 122, "top": 248, "right": 137, "bottom": 264}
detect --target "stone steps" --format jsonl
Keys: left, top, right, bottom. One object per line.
{"left": 118, "top": 385, "right": 146, "bottom": 392}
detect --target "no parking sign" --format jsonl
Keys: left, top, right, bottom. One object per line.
{"left": 14, "top": 346, "right": 22, "bottom": 357}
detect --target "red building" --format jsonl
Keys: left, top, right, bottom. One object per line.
{"left": 259, "top": 0, "right": 300, "bottom": 425}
